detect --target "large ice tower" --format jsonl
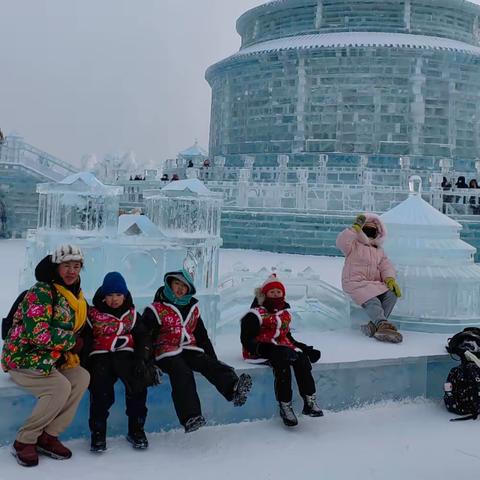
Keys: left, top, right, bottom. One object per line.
{"left": 206, "top": 0, "right": 480, "bottom": 168}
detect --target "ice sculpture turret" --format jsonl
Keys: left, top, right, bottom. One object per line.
{"left": 381, "top": 176, "right": 480, "bottom": 333}
{"left": 21, "top": 173, "right": 124, "bottom": 296}
{"left": 145, "top": 179, "right": 223, "bottom": 289}
{"left": 36, "top": 172, "right": 123, "bottom": 235}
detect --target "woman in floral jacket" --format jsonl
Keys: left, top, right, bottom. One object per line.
{"left": 1, "top": 245, "right": 90, "bottom": 467}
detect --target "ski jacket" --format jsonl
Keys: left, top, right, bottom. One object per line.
{"left": 336, "top": 214, "right": 395, "bottom": 305}
{"left": 1, "top": 255, "right": 81, "bottom": 375}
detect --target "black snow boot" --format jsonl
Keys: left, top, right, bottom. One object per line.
{"left": 279, "top": 401, "right": 298, "bottom": 427}
{"left": 89, "top": 420, "right": 107, "bottom": 453}
{"left": 302, "top": 394, "right": 324, "bottom": 417}
{"left": 232, "top": 373, "right": 253, "bottom": 407}
{"left": 184, "top": 415, "right": 206, "bottom": 433}
{"left": 126, "top": 417, "right": 149, "bottom": 449}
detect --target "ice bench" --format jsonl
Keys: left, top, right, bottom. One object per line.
{"left": 0, "top": 329, "right": 454, "bottom": 446}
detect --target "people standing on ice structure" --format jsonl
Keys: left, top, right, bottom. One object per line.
{"left": 336, "top": 214, "right": 403, "bottom": 344}
{"left": 85, "top": 272, "right": 159, "bottom": 453}
{"left": 141, "top": 269, "right": 253, "bottom": 433}
{"left": 1, "top": 244, "right": 90, "bottom": 467}
{"left": 240, "top": 274, "right": 323, "bottom": 427}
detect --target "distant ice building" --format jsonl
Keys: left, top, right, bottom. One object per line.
{"left": 178, "top": 141, "right": 209, "bottom": 167}
{"left": 206, "top": 0, "right": 480, "bottom": 168}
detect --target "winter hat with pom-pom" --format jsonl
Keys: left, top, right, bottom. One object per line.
{"left": 260, "top": 273, "right": 286, "bottom": 297}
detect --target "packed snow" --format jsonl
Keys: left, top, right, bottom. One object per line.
{"left": 0, "top": 400, "right": 479, "bottom": 479}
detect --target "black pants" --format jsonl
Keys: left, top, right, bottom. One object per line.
{"left": 157, "top": 350, "right": 238, "bottom": 426}
{"left": 89, "top": 352, "right": 148, "bottom": 427}
{"left": 268, "top": 352, "right": 316, "bottom": 403}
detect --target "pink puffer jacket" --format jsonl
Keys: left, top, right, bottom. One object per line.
{"left": 336, "top": 214, "right": 396, "bottom": 306}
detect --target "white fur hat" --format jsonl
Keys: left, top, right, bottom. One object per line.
{"left": 51, "top": 244, "right": 84, "bottom": 264}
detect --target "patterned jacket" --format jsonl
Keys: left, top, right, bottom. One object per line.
{"left": 242, "top": 306, "right": 299, "bottom": 363}
{"left": 88, "top": 306, "right": 137, "bottom": 355}
{"left": 1, "top": 282, "right": 76, "bottom": 375}
{"left": 145, "top": 301, "right": 203, "bottom": 360}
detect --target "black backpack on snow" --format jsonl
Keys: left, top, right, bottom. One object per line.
{"left": 444, "top": 328, "right": 480, "bottom": 421}
{"left": 1, "top": 286, "right": 57, "bottom": 340}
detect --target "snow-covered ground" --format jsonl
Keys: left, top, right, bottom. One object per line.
{"left": 0, "top": 400, "right": 479, "bottom": 479}
{"left": 0, "top": 240, "right": 472, "bottom": 479}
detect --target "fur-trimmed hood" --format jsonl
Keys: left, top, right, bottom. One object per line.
{"left": 357, "top": 213, "right": 387, "bottom": 247}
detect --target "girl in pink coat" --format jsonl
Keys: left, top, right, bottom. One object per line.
{"left": 336, "top": 214, "right": 403, "bottom": 343}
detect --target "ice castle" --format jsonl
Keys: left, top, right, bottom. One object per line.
{"left": 206, "top": 0, "right": 480, "bottom": 168}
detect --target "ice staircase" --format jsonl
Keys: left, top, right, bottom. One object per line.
{"left": 0, "top": 135, "right": 79, "bottom": 235}
{"left": 216, "top": 266, "right": 350, "bottom": 334}
{"left": 0, "top": 135, "right": 78, "bottom": 182}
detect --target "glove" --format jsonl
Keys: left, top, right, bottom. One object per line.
{"left": 144, "top": 361, "right": 162, "bottom": 387}
{"left": 257, "top": 343, "right": 299, "bottom": 364}
{"left": 303, "top": 346, "right": 321, "bottom": 364}
{"left": 128, "top": 359, "right": 162, "bottom": 394}
{"left": 70, "top": 335, "right": 84, "bottom": 354}
{"left": 352, "top": 214, "right": 366, "bottom": 232}
{"left": 385, "top": 277, "right": 402, "bottom": 298}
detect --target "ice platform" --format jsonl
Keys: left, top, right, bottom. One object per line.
{"left": 0, "top": 329, "right": 455, "bottom": 445}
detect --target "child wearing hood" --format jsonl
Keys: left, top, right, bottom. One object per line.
{"left": 86, "top": 272, "right": 157, "bottom": 452}
{"left": 141, "top": 269, "right": 252, "bottom": 433}
{"left": 336, "top": 214, "right": 403, "bottom": 343}
{"left": 240, "top": 274, "right": 323, "bottom": 427}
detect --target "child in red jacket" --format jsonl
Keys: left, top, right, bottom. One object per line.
{"left": 240, "top": 274, "right": 323, "bottom": 427}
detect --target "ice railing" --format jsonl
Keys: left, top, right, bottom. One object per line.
{"left": 164, "top": 153, "right": 480, "bottom": 187}
{"left": 154, "top": 153, "right": 480, "bottom": 215}
{"left": 217, "top": 264, "right": 350, "bottom": 333}
{"left": 0, "top": 135, "right": 78, "bottom": 181}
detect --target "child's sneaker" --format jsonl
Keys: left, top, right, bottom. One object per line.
{"left": 184, "top": 415, "right": 206, "bottom": 433}
{"left": 90, "top": 431, "right": 107, "bottom": 453}
{"left": 11, "top": 441, "right": 38, "bottom": 467}
{"left": 279, "top": 401, "right": 298, "bottom": 427}
{"left": 302, "top": 394, "right": 324, "bottom": 417}
{"left": 232, "top": 373, "right": 252, "bottom": 407}
{"left": 374, "top": 321, "right": 403, "bottom": 344}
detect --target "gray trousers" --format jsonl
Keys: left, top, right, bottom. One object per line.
{"left": 9, "top": 366, "right": 90, "bottom": 444}
{"left": 362, "top": 290, "right": 397, "bottom": 326}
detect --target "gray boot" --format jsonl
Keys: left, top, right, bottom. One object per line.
{"left": 302, "top": 394, "right": 324, "bottom": 417}
{"left": 279, "top": 401, "right": 298, "bottom": 427}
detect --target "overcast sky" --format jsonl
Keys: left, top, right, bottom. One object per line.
{"left": 0, "top": 0, "right": 265, "bottom": 166}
